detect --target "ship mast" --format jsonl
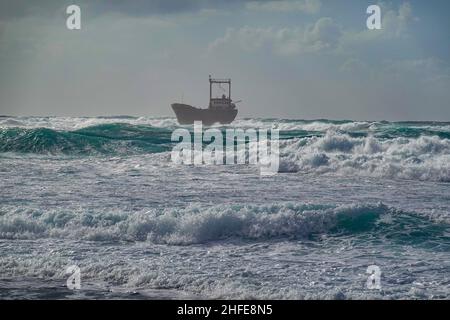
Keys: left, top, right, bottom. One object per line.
{"left": 209, "top": 75, "right": 231, "bottom": 101}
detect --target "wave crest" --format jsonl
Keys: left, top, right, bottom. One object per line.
{"left": 0, "top": 124, "right": 172, "bottom": 155}
{"left": 1, "top": 119, "right": 449, "bottom": 182}
{"left": 280, "top": 132, "right": 450, "bottom": 181}
{"left": 1, "top": 203, "right": 447, "bottom": 245}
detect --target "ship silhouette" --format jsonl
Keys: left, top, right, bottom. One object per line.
{"left": 171, "top": 76, "right": 239, "bottom": 125}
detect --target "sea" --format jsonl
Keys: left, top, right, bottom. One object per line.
{"left": 0, "top": 116, "right": 449, "bottom": 299}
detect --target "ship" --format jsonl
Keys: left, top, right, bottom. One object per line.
{"left": 171, "top": 76, "right": 239, "bottom": 125}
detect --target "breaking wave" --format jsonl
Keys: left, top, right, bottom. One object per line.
{"left": 0, "top": 203, "right": 447, "bottom": 245}
{"left": 0, "top": 124, "right": 173, "bottom": 155}
{"left": 279, "top": 131, "right": 450, "bottom": 182}
{"left": 1, "top": 117, "right": 449, "bottom": 181}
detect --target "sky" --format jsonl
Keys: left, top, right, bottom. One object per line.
{"left": 0, "top": 0, "right": 449, "bottom": 120}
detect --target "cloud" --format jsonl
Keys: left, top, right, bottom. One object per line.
{"left": 208, "top": 17, "right": 341, "bottom": 56}
{"left": 339, "top": 58, "right": 369, "bottom": 74}
{"left": 388, "top": 1, "right": 416, "bottom": 36}
{"left": 246, "top": 0, "right": 321, "bottom": 14}
{"left": 210, "top": 2, "right": 417, "bottom": 58}
{"left": 382, "top": 58, "right": 450, "bottom": 84}
{"left": 0, "top": 0, "right": 218, "bottom": 20}
{"left": 342, "top": 1, "right": 417, "bottom": 46}
{"left": 338, "top": 56, "right": 450, "bottom": 95}
{"left": 303, "top": 17, "right": 341, "bottom": 51}
{"left": 89, "top": 0, "right": 208, "bottom": 16}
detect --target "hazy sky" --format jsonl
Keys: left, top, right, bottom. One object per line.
{"left": 0, "top": 0, "right": 449, "bottom": 120}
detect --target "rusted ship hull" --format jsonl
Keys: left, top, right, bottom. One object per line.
{"left": 171, "top": 103, "right": 238, "bottom": 125}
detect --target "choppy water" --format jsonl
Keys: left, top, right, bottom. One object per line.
{"left": 0, "top": 116, "right": 449, "bottom": 299}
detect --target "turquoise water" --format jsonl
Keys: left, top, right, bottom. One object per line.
{"left": 1, "top": 118, "right": 450, "bottom": 155}
{"left": 0, "top": 116, "right": 449, "bottom": 299}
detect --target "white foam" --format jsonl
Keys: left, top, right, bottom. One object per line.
{"left": 0, "top": 116, "right": 179, "bottom": 131}
{"left": 0, "top": 203, "right": 390, "bottom": 244}
{"left": 279, "top": 132, "right": 450, "bottom": 181}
